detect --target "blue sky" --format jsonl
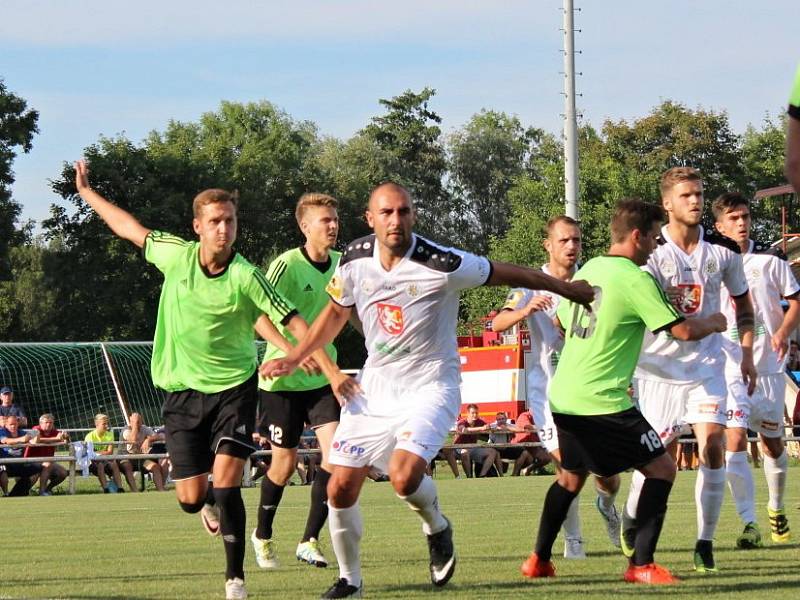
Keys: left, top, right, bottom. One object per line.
{"left": 1, "top": 0, "right": 797, "bottom": 227}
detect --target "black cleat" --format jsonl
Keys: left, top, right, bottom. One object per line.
{"left": 427, "top": 516, "right": 457, "bottom": 587}
{"left": 693, "top": 539, "right": 718, "bottom": 573}
{"left": 320, "top": 578, "right": 363, "bottom": 599}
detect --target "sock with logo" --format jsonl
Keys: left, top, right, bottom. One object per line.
{"left": 256, "top": 475, "right": 285, "bottom": 540}
{"left": 726, "top": 450, "right": 756, "bottom": 524}
{"left": 214, "top": 486, "right": 246, "bottom": 580}
{"left": 329, "top": 502, "right": 363, "bottom": 588}
{"left": 302, "top": 467, "right": 332, "bottom": 542}
{"left": 696, "top": 465, "right": 726, "bottom": 540}
{"left": 763, "top": 450, "right": 788, "bottom": 511}
{"left": 398, "top": 474, "right": 448, "bottom": 535}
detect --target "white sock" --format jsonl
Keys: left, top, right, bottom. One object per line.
{"left": 626, "top": 470, "right": 645, "bottom": 519}
{"left": 328, "top": 502, "right": 363, "bottom": 587}
{"left": 399, "top": 474, "right": 447, "bottom": 535}
{"left": 562, "top": 496, "right": 581, "bottom": 539}
{"left": 725, "top": 451, "right": 756, "bottom": 524}
{"left": 596, "top": 482, "right": 618, "bottom": 513}
{"left": 696, "top": 465, "right": 726, "bottom": 540}
{"left": 763, "top": 450, "right": 788, "bottom": 511}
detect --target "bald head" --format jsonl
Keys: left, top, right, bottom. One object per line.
{"left": 368, "top": 182, "right": 413, "bottom": 211}
{"left": 366, "top": 181, "right": 415, "bottom": 255}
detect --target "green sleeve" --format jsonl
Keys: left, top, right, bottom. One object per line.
{"left": 243, "top": 266, "right": 297, "bottom": 326}
{"left": 143, "top": 231, "right": 192, "bottom": 273}
{"left": 629, "top": 272, "right": 683, "bottom": 333}
{"left": 266, "top": 256, "right": 293, "bottom": 300}
{"left": 789, "top": 63, "right": 800, "bottom": 120}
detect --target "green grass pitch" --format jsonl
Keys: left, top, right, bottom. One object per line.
{"left": 4, "top": 469, "right": 799, "bottom": 599}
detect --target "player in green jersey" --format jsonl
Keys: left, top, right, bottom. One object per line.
{"left": 251, "top": 193, "right": 346, "bottom": 570}
{"left": 74, "top": 160, "right": 355, "bottom": 600}
{"left": 786, "top": 63, "right": 800, "bottom": 192}
{"left": 521, "top": 199, "right": 727, "bottom": 585}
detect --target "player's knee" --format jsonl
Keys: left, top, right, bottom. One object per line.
{"left": 390, "top": 470, "right": 422, "bottom": 497}
{"left": 267, "top": 461, "right": 295, "bottom": 486}
{"left": 178, "top": 500, "right": 205, "bottom": 514}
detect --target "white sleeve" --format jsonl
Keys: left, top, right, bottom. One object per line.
{"left": 501, "top": 288, "right": 533, "bottom": 311}
{"left": 723, "top": 251, "right": 749, "bottom": 297}
{"left": 447, "top": 250, "right": 493, "bottom": 292}
{"left": 326, "top": 263, "right": 356, "bottom": 307}
{"left": 776, "top": 257, "right": 800, "bottom": 298}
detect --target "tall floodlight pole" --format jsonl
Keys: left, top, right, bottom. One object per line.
{"left": 563, "top": 0, "right": 579, "bottom": 220}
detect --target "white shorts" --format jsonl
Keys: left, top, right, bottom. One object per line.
{"left": 725, "top": 373, "right": 786, "bottom": 438}
{"left": 528, "top": 389, "right": 559, "bottom": 454}
{"left": 634, "top": 376, "right": 727, "bottom": 444}
{"left": 329, "top": 368, "right": 460, "bottom": 473}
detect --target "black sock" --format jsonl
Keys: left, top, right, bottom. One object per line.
{"left": 214, "top": 486, "right": 246, "bottom": 580}
{"left": 256, "top": 475, "right": 285, "bottom": 540}
{"left": 302, "top": 467, "right": 331, "bottom": 542}
{"left": 534, "top": 482, "right": 579, "bottom": 562}
{"left": 205, "top": 481, "right": 216, "bottom": 506}
{"left": 633, "top": 478, "right": 673, "bottom": 566}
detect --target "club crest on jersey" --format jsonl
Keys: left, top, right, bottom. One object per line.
{"left": 705, "top": 258, "right": 718, "bottom": 274}
{"left": 361, "top": 278, "right": 375, "bottom": 294}
{"left": 377, "top": 302, "right": 405, "bottom": 335}
{"left": 503, "top": 290, "right": 524, "bottom": 309}
{"left": 406, "top": 283, "right": 420, "bottom": 298}
{"left": 660, "top": 259, "right": 677, "bottom": 277}
{"left": 675, "top": 283, "right": 702, "bottom": 314}
{"left": 326, "top": 275, "right": 344, "bottom": 300}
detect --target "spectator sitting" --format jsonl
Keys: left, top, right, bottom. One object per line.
{"left": 121, "top": 413, "right": 166, "bottom": 492}
{"left": 787, "top": 340, "right": 800, "bottom": 373}
{"left": 0, "top": 415, "right": 41, "bottom": 496}
{"left": 452, "top": 403, "right": 499, "bottom": 477}
{"left": 0, "top": 386, "right": 27, "bottom": 428}
{"left": 503, "top": 409, "right": 551, "bottom": 476}
{"left": 25, "top": 414, "right": 69, "bottom": 496}
{"left": 84, "top": 414, "right": 125, "bottom": 493}
{"left": 297, "top": 428, "right": 320, "bottom": 485}
{"left": 149, "top": 426, "right": 171, "bottom": 482}
{"left": 250, "top": 432, "right": 272, "bottom": 482}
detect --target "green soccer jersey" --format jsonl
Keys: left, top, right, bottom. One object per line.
{"left": 789, "top": 63, "right": 800, "bottom": 120}
{"left": 550, "top": 256, "right": 682, "bottom": 416}
{"left": 144, "top": 231, "right": 296, "bottom": 394}
{"left": 259, "top": 247, "right": 341, "bottom": 392}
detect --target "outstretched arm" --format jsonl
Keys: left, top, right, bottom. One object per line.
{"left": 669, "top": 312, "right": 727, "bottom": 341}
{"left": 74, "top": 160, "right": 150, "bottom": 248}
{"left": 491, "top": 295, "right": 553, "bottom": 333}
{"left": 487, "top": 262, "right": 593, "bottom": 307}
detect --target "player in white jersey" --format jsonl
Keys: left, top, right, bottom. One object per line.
{"left": 260, "top": 182, "right": 594, "bottom": 599}
{"left": 713, "top": 192, "right": 800, "bottom": 547}
{"left": 492, "top": 216, "right": 621, "bottom": 558}
{"left": 622, "top": 167, "right": 756, "bottom": 573}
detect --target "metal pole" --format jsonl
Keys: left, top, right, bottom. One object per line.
{"left": 100, "top": 342, "right": 131, "bottom": 425}
{"left": 563, "top": 0, "right": 579, "bottom": 220}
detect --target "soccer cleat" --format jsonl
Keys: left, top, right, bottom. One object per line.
{"left": 693, "top": 539, "right": 718, "bottom": 573}
{"left": 296, "top": 538, "right": 328, "bottom": 568}
{"left": 595, "top": 496, "right": 622, "bottom": 548}
{"left": 735, "top": 522, "right": 762, "bottom": 549}
{"left": 225, "top": 577, "right": 247, "bottom": 600}
{"left": 251, "top": 530, "right": 280, "bottom": 569}
{"left": 520, "top": 552, "right": 556, "bottom": 578}
{"left": 623, "top": 562, "right": 678, "bottom": 585}
{"left": 320, "top": 578, "right": 363, "bottom": 598}
{"left": 620, "top": 508, "right": 636, "bottom": 559}
{"left": 427, "top": 517, "right": 456, "bottom": 587}
{"left": 768, "top": 508, "right": 791, "bottom": 543}
{"left": 200, "top": 503, "right": 221, "bottom": 537}
{"left": 563, "top": 536, "right": 586, "bottom": 559}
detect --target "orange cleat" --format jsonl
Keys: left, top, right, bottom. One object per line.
{"left": 623, "top": 562, "right": 678, "bottom": 585}
{"left": 520, "top": 552, "right": 556, "bottom": 578}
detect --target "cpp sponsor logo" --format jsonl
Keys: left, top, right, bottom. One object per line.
{"left": 332, "top": 440, "right": 366, "bottom": 457}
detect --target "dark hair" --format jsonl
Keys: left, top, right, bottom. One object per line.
{"left": 466, "top": 403, "right": 479, "bottom": 412}
{"left": 711, "top": 191, "right": 750, "bottom": 221}
{"left": 610, "top": 198, "right": 665, "bottom": 243}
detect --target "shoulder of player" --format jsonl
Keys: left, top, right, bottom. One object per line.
{"left": 409, "top": 236, "right": 464, "bottom": 273}
{"left": 702, "top": 229, "right": 741, "bottom": 254}
{"left": 750, "top": 239, "right": 788, "bottom": 260}
{"left": 146, "top": 230, "right": 193, "bottom": 247}
{"left": 339, "top": 235, "right": 376, "bottom": 266}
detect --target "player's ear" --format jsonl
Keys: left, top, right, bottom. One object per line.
{"left": 365, "top": 209, "right": 374, "bottom": 228}
{"left": 713, "top": 220, "right": 724, "bottom": 235}
{"left": 192, "top": 217, "right": 202, "bottom": 236}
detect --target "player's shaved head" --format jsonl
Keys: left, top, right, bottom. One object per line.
{"left": 368, "top": 182, "right": 413, "bottom": 210}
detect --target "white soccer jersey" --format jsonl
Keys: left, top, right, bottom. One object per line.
{"left": 721, "top": 240, "right": 800, "bottom": 375}
{"left": 635, "top": 225, "right": 748, "bottom": 382}
{"left": 326, "top": 233, "right": 492, "bottom": 388}
{"left": 501, "top": 264, "right": 566, "bottom": 392}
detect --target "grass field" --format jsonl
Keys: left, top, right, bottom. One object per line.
{"left": 4, "top": 469, "right": 799, "bottom": 599}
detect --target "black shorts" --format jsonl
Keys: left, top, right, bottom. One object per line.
{"left": 4, "top": 463, "right": 41, "bottom": 478}
{"left": 553, "top": 407, "right": 666, "bottom": 477}
{"left": 498, "top": 446, "right": 526, "bottom": 460}
{"left": 162, "top": 372, "right": 258, "bottom": 480}
{"left": 89, "top": 460, "right": 113, "bottom": 476}
{"left": 258, "top": 385, "right": 340, "bottom": 448}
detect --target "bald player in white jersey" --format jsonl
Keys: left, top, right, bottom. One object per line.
{"left": 261, "top": 182, "right": 594, "bottom": 599}
{"left": 623, "top": 167, "right": 756, "bottom": 574}
{"left": 712, "top": 191, "right": 800, "bottom": 548}
{"left": 491, "top": 215, "right": 621, "bottom": 558}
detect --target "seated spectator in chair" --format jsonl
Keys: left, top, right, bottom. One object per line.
{"left": 85, "top": 414, "right": 125, "bottom": 493}
{"left": 149, "top": 426, "right": 171, "bottom": 481}
{"left": 0, "top": 415, "right": 40, "bottom": 496}
{"left": 25, "top": 413, "right": 69, "bottom": 495}
{"left": 250, "top": 432, "right": 272, "bottom": 482}
{"left": 487, "top": 412, "right": 515, "bottom": 476}
{"left": 0, "top": 386, "right": 27, "bottom": 428}
{"left": 504, "top": 409, "right": 551, "bottom": 476}
{"left": 453, "top": 403, "right": 499, "bottom": 477}
{"left": 121, "top": 413, "right": 166, "bottom": 492}
{"left": 297, "top": 428, "right": 320, "bottom": 485}
{"left": 787, "top": 340, "right": 800, "bottom": 372}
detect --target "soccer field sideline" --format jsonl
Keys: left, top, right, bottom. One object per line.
{"left": 4, "top": 470, "right": 799, "bottom": 599}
